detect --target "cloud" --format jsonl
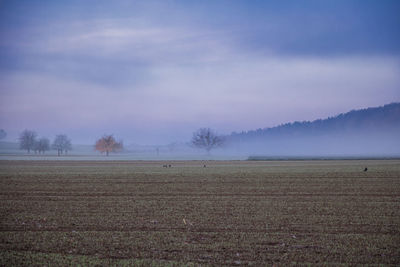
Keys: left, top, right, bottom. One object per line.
{"left": 1, "top": 1, "right": 400, "bottom": 144}
{"left": 1, "top": 19, "right": 236, "bottom": 89}
{"left": 11, "top": 19, "right": 232, "bottom": 64}
{"left": 1, "top": 54, "right": 399, "bottom": 144}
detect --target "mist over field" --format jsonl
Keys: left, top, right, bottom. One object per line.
{"left": 1, "top": 103, "right": 399, "bottom": 159}
{"left": 0, "top": 1, "right": 399, "bottom": 158}
{"left": 226, "top": 103, "right": 400, "bottom": 157}
{"left": 1, "top": 2, "right": 400, "bottom": 265}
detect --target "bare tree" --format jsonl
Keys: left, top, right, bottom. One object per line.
{"left": 95, "top": 135, "right": 123, "bottom": 156}
{"left": 34, "top": 137, "right": 50, "bottom": 154}
{"left": 52, "top": 134, "right": 72, "bottom": 156}
{"left": 19, "top": 129, "right": 37, "bottom": 153}
{"left": 191, "top": 128, "right": 224, "bottom": 154}
{"left": 0, "top": 129, "right": 6, "bottom": 140}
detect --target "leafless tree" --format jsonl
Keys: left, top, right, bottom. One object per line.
{"left": 95, "top": 135, "right": 123, "bottom": 156}
{"left": 191, "top": 128, "right": 224, "bottom": 154}
{"left": 34, "top": 137, "right": 50, "bottom": 154}
{"left": 19, "top": 129, "right": 37, "bottom": 153}
{"left": 0, "top": 129, "right": 6, "bottom": 140}
{"left": 52, "top": 134, "right": 72, "bottom": 156}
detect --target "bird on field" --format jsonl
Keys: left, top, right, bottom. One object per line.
{"left": 364, "top": 167, "right": 368, "bottom": 172}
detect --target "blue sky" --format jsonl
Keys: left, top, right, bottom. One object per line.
{"left": 0, "top": 0, "right": 399, "bottom": 144}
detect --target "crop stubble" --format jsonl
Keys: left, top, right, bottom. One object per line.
{"left": 0, "top": 160, "right": 399, "bottom": 265}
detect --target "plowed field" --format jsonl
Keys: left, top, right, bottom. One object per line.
{"left": 1, "top": 160, "right": 399, "bottom": 265}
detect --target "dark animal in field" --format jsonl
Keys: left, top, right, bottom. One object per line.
{"left": 203, "top": 165, "right": 206, "bottom": 168}
{"left": 169, "top": 164, "right": 172, "bottom": 168}
{"left": 163, "top": 164, "right": 168, "bottom": 168}
{"left": 364, "top": 167, "right": 368, "bottom": 172}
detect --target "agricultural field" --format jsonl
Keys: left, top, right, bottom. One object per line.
{"left": 0, "top": 160, "right": 399, "bottom": 266}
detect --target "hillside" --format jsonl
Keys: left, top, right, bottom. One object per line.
{"left": 228, "top": 103, "right": 400, "bottom": 156}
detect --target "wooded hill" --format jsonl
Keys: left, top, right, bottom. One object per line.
{"left": 228, "top": 103, "right": 400, "bottom": 156}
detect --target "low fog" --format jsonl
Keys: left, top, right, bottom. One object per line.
{"left": 1, "top": 131, "right": 399, "bottom": 160}
{"left": 225, "top": 131, "right": 400, "bottom": 159}
{"left": 1, "top": 103, "right": 399, "bottom": 159}
{"left": 1, "top": 1, "right": 399, "bottom": 159}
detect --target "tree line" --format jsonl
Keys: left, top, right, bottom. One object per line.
{"left": 229, "top": 103, "right": 400, "bottom": 142}
{"left": 19, "top": 130, "right": 72, "bottom": 155}
{"left": 93, "top": 128, "right": 225, "bottom": 156}
{"left": 17, "top": 130, "right": 125, "bottom": 156}
{"left": 15, "top": 127, "right": 225, "bottom": 156}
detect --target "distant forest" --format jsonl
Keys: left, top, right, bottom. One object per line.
{"left": 229, "top": 103, "right": 400, "bottom": 141}
{"left": 227, "top": 103, "right": 400, "bottom": 156}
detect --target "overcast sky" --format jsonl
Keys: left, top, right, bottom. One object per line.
{"left": 1, "top": 0, "right": 399, "bottom": 144}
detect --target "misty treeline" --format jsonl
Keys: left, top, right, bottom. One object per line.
{"left": 93, "top": 129, "right": 226, "bottom": 156}
{"left": 18, "top": 130, "right": 125, "bottom": 156}
{"left": 13, "top": 103, "right": 399, "bottom": 157}
{"left": 190, "top": 103, "right": 400, "bottom": 156}
{"left": 19, "top": 130, "right": 71, "bottom": 155}
{"left": 226, "top": 103, "right": 400, "bottom": 156}
{"left": 229, "top": 103, "right": 400, "bottom": 141}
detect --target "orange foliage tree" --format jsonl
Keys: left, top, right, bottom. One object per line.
{"left": 95, "top": 135, "right": 123, "bottom": 156}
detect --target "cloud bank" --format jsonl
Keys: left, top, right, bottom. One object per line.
{"left": 0, "top": 1, "right": 399, "bottom": 144}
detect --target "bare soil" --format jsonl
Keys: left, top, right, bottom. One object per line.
{"left": 1, "top": 160, "right": 399, "bottom": 265}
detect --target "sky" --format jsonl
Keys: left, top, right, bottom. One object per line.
{"left": 0, "top": 0, "right": 399, "bottom": 145}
